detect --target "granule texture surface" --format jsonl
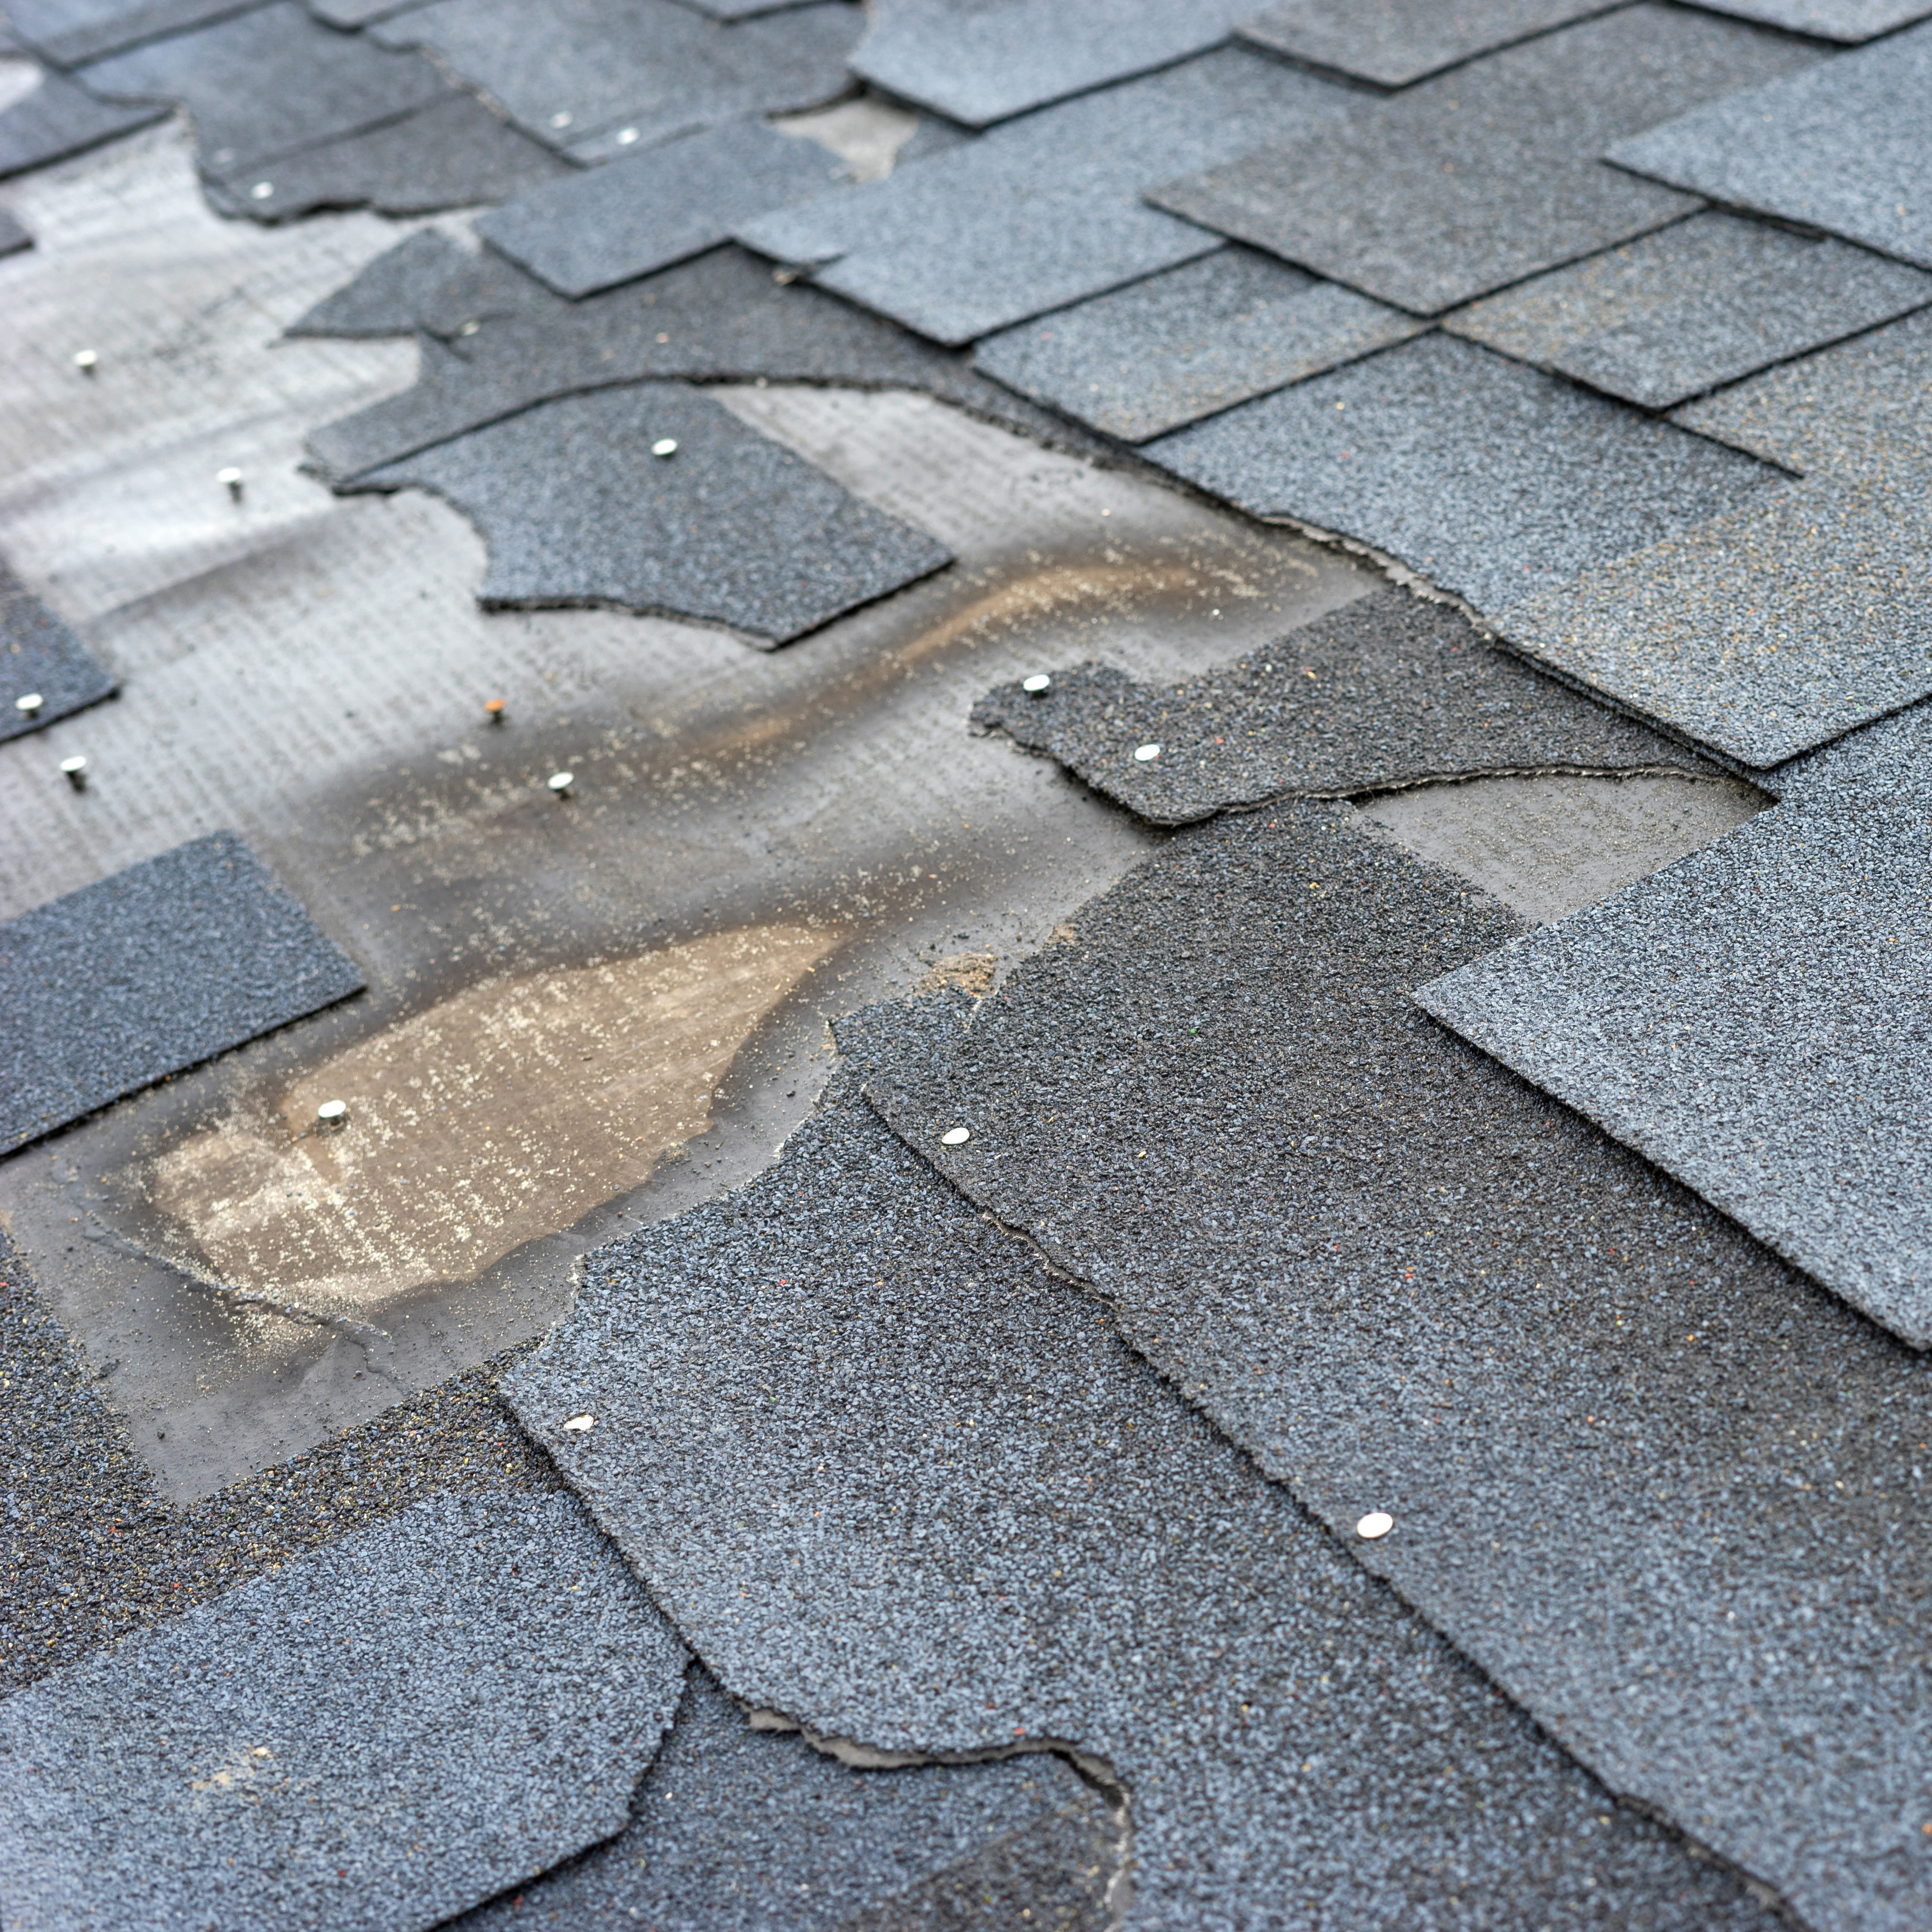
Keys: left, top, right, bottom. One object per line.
{"left": 0, "top": 555, "right": 118, "bottom": 740}
{"left": 0, "top": 1491, "right": 689, "bottom": 1932}
{"left": 1685, "top": 0, "right": 1932, "bottom": 30}
{"left": 864, "top": 800, "right": 1932, "bottom": 1932}
{"left": 0, "top": 70, "right": 168, "bottom": 179}
{"left": 5, "top": 0, "right": 256, "bottom": 66}
{"left": 0, "top": 831, "right": 364, "bottom": 1152}
{"left": 1238, "top": 0, "right": 1620, "bottom": 87}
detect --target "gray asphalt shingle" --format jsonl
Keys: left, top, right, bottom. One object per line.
{"left": 0, "top": 1492, "right": 689, "bottom": 1932}
{"left": 1446, "top": 210, "right": 1932, "bottom": 410}
{"left": 0, "top": 70, "right": 167, "bottom": 180}
{"left": 1606, "top": 21, "right": 1932, "bottom": 271}
{"left": 972, "top": 249, "right": 1425, "bottom": 442}
{"left": 0, "top": 205, "right": 29, "bottom": 254}
{"left": 1237, "top": 0, "right": 1619, "bottom": 88}
{"left": 1683, "top": 0, "right": 1932, "bottom": 34}
{"left": 1150, "top": 6, "right": 1823, "bottom": 315}
{"left": 1142, "top": 333, "right": 1785, "bottom": 617}
{"left": 358, "top": 382, "right": 953, "bottom": 642}
{"left": 736, "top": 49, "right": 1352, "bottom": 346}
{"left": 0, "top": 555, "right": 117, "bottom": 741}
{"left": 5, "top": 0, "right": 256, "bottom": 66}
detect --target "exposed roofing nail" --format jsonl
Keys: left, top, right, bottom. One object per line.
{"left": 548, "top": 771, "right": 575, "bottom": 796}
{"left": 316, "top": 1100, "right": 349, "bottom": 1132}
{"left": 14, "top": 693, "right": 43, "bottom": 716}
{"left": 616, "top": 127, "right": 639, "bottom": 145}
{"left": 562, "top": 1413, "right": 595, "bottom": 1433}
{"left": 484, "top": 696, "right": 508, "bottom": 724}
{"left": 217, "top": 467, "right": 243, "bottom": 501}
{"left": 73, "top": 350, "right": 97, "bottom": 373}
{"left": 60, "top": 756, "right": 86, "bottom": 790}
{"left": 1356, "top": 1511, "right": 1394, "bottom": 1541}
{"left": 1022, "top": 674, "right": 1051, "bottom": 696}
{"left": 652, "top": 438, "right": 678, "bottom": 458}
{"left": 1134, "top": 743, "right": 1161, "bottom": 762}
{"left": 249, "top": 182, "right": 273, "bottom": 201}
{"left": 941, "top": 1126, "right": 971, "bottom": 1146}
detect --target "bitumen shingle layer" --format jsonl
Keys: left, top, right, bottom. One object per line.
{"left": 0, "top": 554, "right": 117, "bottom": 741}
{"left": 0, "top": 69, "right": 168, "bottom": 179}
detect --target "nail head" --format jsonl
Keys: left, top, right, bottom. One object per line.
{"left": 74, "top": 350, "right": 98, "bottom": 372}
{"left": 652, "top": 438, "right": 678, "bottom": 458}
{"left": 249, "top": 182, "right": 273, "bottom": 200}
{"left": 1356, "top": 1511, "right": 1394, "bottom": 1541}
{"left": 14, "top": 693, "right": 43, "bottom": 716}
{"left": 616, "top": 127, "right": 639, "bottom": 145}
{"left": 940, "top": 1126, "right": 971, "bottom": 1146}
{"left": 562, "top": 1413, "right": 595, "bottom": 1433}
{"left": 1022, "top": 674, "right": 1051, "bottom": 695}
{"left": 484, "top": 696, "right": 507, "bottom": 723}
{"left": 1133, "top": 743, "right": 1161, "bottom": 762}
{"left": 547, "top": 771, "right": 574, "bottom": 796}
{"left": 60, "top": 756, "right": 87, "bottom": 789}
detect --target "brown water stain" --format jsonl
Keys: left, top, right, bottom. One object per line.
{"left": 143, "top": 925, "right": 839, "bottom": 1318}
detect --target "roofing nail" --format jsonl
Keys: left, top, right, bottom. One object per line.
{"left": 652, "top": 438, "right": 678, "bottom": 458}
{"left": 1356, "top": 1511, "right": 1394, "bottom": 1541}
{"left": 315, "top": 1100, "right": 348, "bottom": 1133}
{"left": 941, "top": 1126, "right": 971, "bottom": 1146}
{"left": 456, "top": 319, "right": 481, "bottom": 336}
{"left": 217, "top": 467, "right": 243, "bottom": 501}
{"left": 549, "top": 111, "right": 573, "bottom": 128}
{"left": 59, "top": 755, "right": 86, "bottom": 791}
{"left": 484, "top": 696, "right": 508, "bottom": 725}
{"left": 1134, "top": 742, "right": 1161, "bottom": 762}
{"left": 73, "top": 350, "right": 98, "bottom": 374}
{"left": 561, "top": 1413, "right": 595, "bottom": 1433}
{"left": 249, "top": 181, "right": 273, "bottom": 201}
{"left": 1022, "top": 674, "right": 1051, "bottom": 696}
{"left": 14, "top": 692, "right": 43, "bottom": 717}
{"left": 615, "top": 127, "right": 639, "bottom": 145}
{"left": 547, "top": 770, "right": 575, "bottom": 797}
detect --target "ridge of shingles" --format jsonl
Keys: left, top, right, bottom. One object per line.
{"left": 1416, "top": 697, "right": 1932, "bottom": 1347}
{"left": 1606, "top": 17, "right": 1932, "bottom": 270}
{"left": 970, "top": 585, "right": 1719, "bottom": 825}
{"left": 862, "top": 800, "right": 1932, "bottom": 1932}
{"left": 501, "top": 999, "right": 1787, "bottom": 1932}
{"left": 1147, "top": 6, "right": 1825, "bottom": 318}
{"left": 847, "top": 0, "right": 1255, "bottom": 130}
{"left": 367, "top": 0, "right": 860, "bottom": 163}
{"left": 0, "top": 832, "right": 365, "bottom": 1153}
{"left": 354, "top": 382, "right": 954, "bottom": 644}
{"left": 0, "top": 553, "right": 118, "bottom": 741}
{"left": 0, "top": 70, "right": 169, "bottom": 180}
{"left": 3, "top": 0, "right": 266, "bottom": 67}
{"left": 734, "top": 47, "right": 1354, "bottom": 347}
{"left": 1140, "top": 332, "right": 1786, "bottom": 618}
{"left": 971, "top": 248, "right": 1426, "bottom": 443}
{"left": 0, "top": 1490, "right": 691, "bottom": 1932}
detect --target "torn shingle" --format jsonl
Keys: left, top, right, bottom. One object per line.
{"left": 972, "top": 249, "right": 1425, "bottom": 442}
{"left": 357, "top": 382, "right": 952, "bottom": 643}
{"left": 503, "top": 1006, "right": 1786, "bottom": 1932}
{"left": 1237, "top": 0, "right": 1620, "bottom": 89}
{"left": 475, "top": 120, "right": 851, "bottom": 300}
{"left": 0, "top": 831, "right": 363, "bottom": 1152}
{"left": 971, "top": 586, "right": 1717, "bottom": 823}
{"left": 368, "top": 0, "right": 860, "bottom": 158}
{"left": 848, "top": 0, "right": 1252, "bottom": 129}
{"left": 4, "top": 0, "right": 258, "bottom": 67}
{"left": 199, "top": 89, "right": 573, "bottom": 221}
{"left": 1417, "top": 699, "right": 1932, "bottom": 1345}
{"left": 0, "top": 1492, "right": 688, "bottom": 1932}
{"left": 1141, "top": 333, "right": 1784, "bottom": 617}
{"left": 284, "top": 228, "right": 557, "bottom": 339}
{"left": 1679, "top": 0, "right": 1932, "bottom": 34}
{"left": 1150, "top": 6, "right": 1823, "bottom": 316}
{"left": 865, "top": 800, "right": 1932, "bottom": 1932}
{"left": 452, "top": 1668, "right": 1119, "bottom": 1931}
{"left": 0, "top": 70, "right": 168, "bottom": 180}
{"left": 1606, "top": 22, "right": 1932, "bottom": 271}
{"left": 736, "top": 48, "right": 1352, "bottom": 347}
{"left": 0, "top": 205, "right": 29, "bottom": 254}
{"left": 1495, "top": 467, "right": 1932, "bottom": 767}
{"left": 77, "top": 1, "right": 449, "bottom": 176}
{"left": 0, "top": 556, "right": 117, "bottom": 740}
{"left": 1446, "top": 211, "right": 1932, "bottom": 411}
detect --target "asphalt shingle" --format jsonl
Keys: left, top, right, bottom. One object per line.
{"left": 286, "top": 227, "right": 556, "bottom": 339}
{"left": 0, "top": 555, "right": 117, "bottom": 741}
{"left": 5, "top": 0, "right": 256, "bottom": 66}
{"left": 1150, "top": 6, "right": 1823, "bottom": 315}
{"left": 1142, "top": 333, "right": 1785, "bottom": 617}
{"left": 0, "top": 205, "right": 29, "bottom": 254}
{"left": 972, "top": 249, "right": 1425, "bottom": 442}
{"left": 0, "top": 831, "right": 364, "bottom": 1153}
{"left": 1237, "top": 0, "right": 1619, "bottom": 88}
{"left": 0, "top": 70, "right": 167, "bottom": 180}
{"left": 736, "top": 48, "right": 1352, "bottom": 346}
{"left": 1684, "top": 0, "right": 1932, "bottom": 34}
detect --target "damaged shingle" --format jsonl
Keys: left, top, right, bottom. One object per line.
{"left": 356, "top": 382, "right": 953, "bottom": 643}
{"left": 0, "top": 554, "right": 117, "bottom": 739}
{"left": 1237, "top": 0, "right": 1620, "bottom": 89}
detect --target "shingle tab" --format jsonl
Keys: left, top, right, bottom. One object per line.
{"left": 0, "top": 556, "right": 116, "bottom": 740}
{"left": 1606, "top": 22, "right": 1932, "bottom": 270}
{"left": 0, "top": 70, "right": 167, "bottom": 180}
{"left": 5, "top": 0, "right": 256, "bottom": 67}
{"left": 737, "top": 48, "right": 1351, "bottom": 345}
{"left": 973, "top": 249, "right": 1424, "bottom": 441}
{"left": 1151, "top": 6, "right": 1822, "bottom": 315}
{"left": 1142, "top": 333, "right": 1784, "bottom": 617}
{"left": 1650, "top": 0, "right": 1932, "bottom": 44}
{"left": 1238, "top": 0, "right": 1619, "bottom": 88}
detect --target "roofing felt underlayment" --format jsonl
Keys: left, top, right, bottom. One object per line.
{"left": 1606, "top": 20, "right": 1932, "bottom": 271}
{"left": 0, "top": 831, "right": 363, "bottom": 1151}
{"left": 863, "top": 800, "right": 1932, "bottom": 1932}
{"left": 1236, "top": 0, "right": 1622, "bottom": 87}
{"left": 0, "top": 1492, "right": 689, "bottom": 1932}
{"left": 972, "top": 249, "right": 1426, "bottom": 443}
{"left": 735, "top": 47, "right": 1354, "bottom": 346}
{"left": 504, "top": 1002, "right": 1786, "bottom": 1931}
{"left": 1149, "top": 7, "right": 1823, "bottom": 316}
{"left": 357, "top": 382, "right": 954, "bottom": 641}
{"left": 1142, "top": 333, "right": 1785, "bottom": 617}
{"left": 970, "top": 585, "right": 1716, "bottom": 824}
{"left": 0, "top": 555, "right": 117, "bottom": 741}
{"left": 1416, "top": 698, "right": 1932, "bottom": 1347}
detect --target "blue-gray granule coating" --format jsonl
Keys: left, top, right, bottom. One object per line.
{"left": 1608, "top": 21, "right": 1932, "bottom": 271}
{"left": 1680, "top": 0, "right": 1932, "bottom": 34}
{"left": 1150, "top": 7, "right": 1821, "bottom": 316}
{"left": 736, "top": 49, "right": 1352, "bottom": 347}
{"left": 1416, "top": 700, "right": 1932, "bottom": 1350}
{"left": 1143, "top": 334, "right": 1785, "bottom": 617}
{"left": 0, "top": 557, "right": 117, "bottom": 739}
{"left": 1495, "top": 466, "right": 1932, "bottom": 767}
{"left": 360, "top": 382, "right": 952, "bottom": 643}
{"left": 369, "top": 0, "right": 859, "bottom": 157}
{"left": 503, "top": 1000, "right": 1783, "bottom": 1932}
{"left": 847, "top": 0, "right": 1251, "bottom": 129}
{"left": 971, "top": 585, "right": 1716, "bottom": 824}
{"left": 0, "top": 1491, "right": 689, "bottom": 1932}
{"left": 1672, "top": 305, "right": 1932, "bottom": 479}
{"left": 0, "top": 70, "right": 167, "bottom": 179}
{"left": 453, "top": 1668, "right": 1119, "bottom": 1931}
{"left": 79, "top": 2, "right": 450, "bottom": 175}
{"left": 1445, "top": 211, "right": 1932, "bottom": 412}
{"left": 199, "top": 91, "right": 572, "bottom": 222}
{"left": 299, "top": 243, "right": 1111, "bottom": 483}
{"left": 1237, "top": 0, "right": 1619, "bottom": 88}
{"left": 307, "top": 0, "right": 435, "bottom": 25}
{"left": 972, "top": 250, "right": 1425, "bottom": 443}
{"left": 476, "top": 120, "right": 851, "bottom": 300}
{"left": 5, "top": 0, "right": 253, "bottom": 66}
{"left": 0, "top": 831, "right": 364, "bottom": 1152}
{"left": 0, "top": 204, "right": 30, "bottom": 253}
{"left": 863, "top": 800, "right": 1932, "bottom": 1932}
